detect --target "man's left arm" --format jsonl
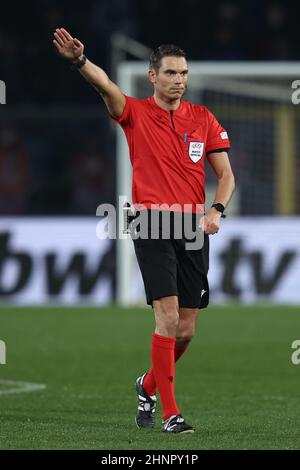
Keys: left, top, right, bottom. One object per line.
{"left": 203, "top": 151, "right": 235, "bottom": 235}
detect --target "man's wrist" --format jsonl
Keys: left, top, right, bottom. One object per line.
{"left": 72, "top": 54, "right": 84, "bottom": 63}
{"left": 210, "top": 207, "right": 222, "bottom": 217}
{"left": 211, "top": 203, "right": 226, "bottom": 218}
{"left": 71, "top": 55, "right": 87, "bottom": 69}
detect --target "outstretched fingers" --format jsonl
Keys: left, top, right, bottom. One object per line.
{"left": 53, "top": 39, "right": 62, "bottom": 51}
{"left": 60, "top": 28, "right": 73, "bottom": 41}
{"left": 54, "top": 31, "right": 65, "bottom": 47}
{"left": 73, "top": 38, "right": 83, "bottom": 48}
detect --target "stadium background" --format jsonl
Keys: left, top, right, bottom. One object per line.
{"left": 0, "top": 0, "right": 300, "bottom": 450}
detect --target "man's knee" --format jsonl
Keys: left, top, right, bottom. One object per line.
{"left": 177, "top": 308, "right": 197, "bottom": 342}
{"left": 176, "top": 322, "right": 196, "bottom": 343}
{"left": 176, "top": 332, "right": 194, "bottom": 344}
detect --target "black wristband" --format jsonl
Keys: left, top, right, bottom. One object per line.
{"left": 71, "top": 55, "right": 87, "bottom": 70}
{"left": 211, "top": 203, "right": 226, "bottom": 218}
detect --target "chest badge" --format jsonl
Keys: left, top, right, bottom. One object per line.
{"left": 188, "top": 142, "right": 204, "bottom": 163}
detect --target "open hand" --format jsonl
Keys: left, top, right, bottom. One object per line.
{"left": 53, "top": 28, "right": 84, "bottom": 61}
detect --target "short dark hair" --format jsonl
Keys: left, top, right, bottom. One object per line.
{"left": 149, "top": 44, "right": 187, "bottom": 72}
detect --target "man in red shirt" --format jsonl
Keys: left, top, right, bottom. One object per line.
{"left": 53, "top": 28, "right": 235, "bottom": 434}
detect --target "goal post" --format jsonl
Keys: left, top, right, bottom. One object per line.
{"left": 116, "top": 62, "right": 300, "bottom": 306}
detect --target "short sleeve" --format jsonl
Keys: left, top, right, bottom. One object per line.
{"left": 205, "top": 108, "right": 230, "bottom": 154}
{"left": 111, "top": 95, "right": 133, "bottom": 127}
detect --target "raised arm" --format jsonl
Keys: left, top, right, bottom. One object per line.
{"left": 53, "top": 28, "right": 125, "bottom": 119}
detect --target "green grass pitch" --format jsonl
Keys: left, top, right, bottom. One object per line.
{"left": 0, "top": 305, "right": 300, "bottom": 450}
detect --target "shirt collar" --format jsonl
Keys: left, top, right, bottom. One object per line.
{"left": 148, "top": 96, "right": 184, "bottom": 115}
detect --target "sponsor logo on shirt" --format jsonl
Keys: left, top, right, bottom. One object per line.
{"left": 220, "top": 131, "right": 228, "bottom": 140}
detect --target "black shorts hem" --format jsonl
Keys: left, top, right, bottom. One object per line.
{"left": 146, "top": 290, "right": 178, "bottom": 307}
{"left": 146, "top": 293, "right": 209, "bottom": 310}
{"left": 178, "top": 301, "right": 209, "bottom": 309}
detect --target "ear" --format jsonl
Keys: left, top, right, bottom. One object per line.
{"left": 148, "top": 69, "right": 157, "bottom": 85}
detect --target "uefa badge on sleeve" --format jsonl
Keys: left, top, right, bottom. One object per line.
{"left": 189, "top": 142, "right": 204, "bottom": 163}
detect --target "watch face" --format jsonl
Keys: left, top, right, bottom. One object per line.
{"left": 213, "top": 204, "right": 224, "bottom": 213}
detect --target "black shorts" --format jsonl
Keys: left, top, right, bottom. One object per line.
{"left": 132, "top": 212, "right": 209, "bottom": 309}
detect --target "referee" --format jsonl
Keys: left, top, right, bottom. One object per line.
{"left": 53, "top": 28, "right": 235, "bottom": 434}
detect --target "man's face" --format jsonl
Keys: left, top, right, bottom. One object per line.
{"left": 149, "top": 56, "right": 188, "bottom": 101}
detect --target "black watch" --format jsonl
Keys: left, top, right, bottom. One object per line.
{"left": 71, "top": 55, "right": 87, "bottom": 70}
{"left": 211, "top": 203, "right": 226, "bottom": 218}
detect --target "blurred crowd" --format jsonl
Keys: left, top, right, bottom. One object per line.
{"left": 0, "top": 0, "right": 299, "bottom": 215}
{"left": 0, "top": 0, "right": 298, "bottom": 105}
{"left": 0, "top": 117, "right": 115, "bottom": 215}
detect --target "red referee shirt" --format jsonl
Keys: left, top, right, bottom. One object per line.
{"left": 113, "top": 95, "right": 230, "bottom": 213}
